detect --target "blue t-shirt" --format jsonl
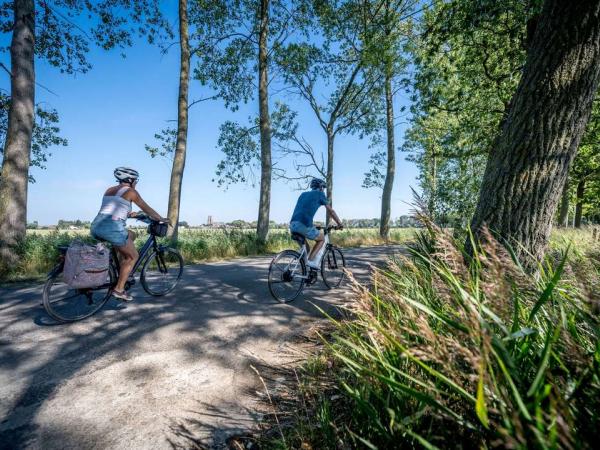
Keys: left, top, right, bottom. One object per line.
{"left": 291, "top": 190, "right": 329, "bottom": 227}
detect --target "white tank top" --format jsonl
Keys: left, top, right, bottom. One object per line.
{"left": 98, "top": 186, "right": 132, "bottom": 221}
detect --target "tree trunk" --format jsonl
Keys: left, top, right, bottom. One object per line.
{"left": 166, "top": 0, "right": 190, "bottom": 241}
{"left": 575, "top": 178, "right": 585, "bottom": 228}
{"left": 380, "top": 71, "right": 395, "bottom": 240}
{"left": 470, "top": 0, "right": 600, "bottom": 264}
{"left": 0, "top": 0, "right": 35, "bottom": 268}
{"left": 326, "top": 128, "right": 334, "bottom": 225}
{"left": 256, "top": 0, "right": 271, "bottom": 243}
{"left": 558, "top": 177, "right": 570, "bottom": 227}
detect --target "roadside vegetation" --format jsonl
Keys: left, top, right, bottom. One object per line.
{"left": 258, "top": 223, "right": 600, "bottom": 449}
{"left": 0, "top": 227, "right": 415, "bottom": 283}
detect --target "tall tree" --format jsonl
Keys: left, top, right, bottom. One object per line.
{"left": 404, "top": 0, "right": 531, "bottom": 226}
{"left": 361, "top": 0, "right": 415, "bottom": 239}
{"left": 0, "top": 0, "right": 35, "bottom": 266}
{"left": 166, "top": 0, "right": 191, "bottom": 240}
{"left": 193, "top": 0, "right": 304, "bottom": 242}
{"left": 277, "top": 0, "right": 383, "bottom": 223}
{"left": 0, "top": 1, "right": 169, "bottom": 267}
{"left": 470, "top": 0, "right": 600, "bottom": 263}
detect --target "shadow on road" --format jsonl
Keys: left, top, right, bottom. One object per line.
{"left": 0, "top": 246, "right": 400, "bottom": 449}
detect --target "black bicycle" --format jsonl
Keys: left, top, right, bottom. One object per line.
{"left": 268, "top": 225, "right": 346, "bottom": 303}
{"left": 42, "top": 214, "right": 184, "bottom": 322}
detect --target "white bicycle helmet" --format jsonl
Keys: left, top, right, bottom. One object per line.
{"left": 114, "top": 167, "right": 139, "bottom": 184}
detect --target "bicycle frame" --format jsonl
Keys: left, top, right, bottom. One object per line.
{"left": 93, "top": 233, "right": 166, "bottom": 290}
{"left": 288, "top": 229, "right": 333, "bottom": 279}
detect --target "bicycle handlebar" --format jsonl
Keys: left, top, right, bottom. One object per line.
{"left": 133, "top": 213, "right": 170, "bottom": 225}
{"left": 315, "top": 225, "right": 343, "bottom": 231}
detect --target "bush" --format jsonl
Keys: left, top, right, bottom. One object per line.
{"left": 1, "top": 227, "right": 415, "bottom": 282}
{"left": 265, "top": 224, "right": 600, "bottom": 449}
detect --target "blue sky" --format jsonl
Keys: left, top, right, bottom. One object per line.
{"left": 1, "top": 14, "right": 419, "bottom": 227}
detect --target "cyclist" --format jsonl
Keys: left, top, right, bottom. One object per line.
{"left": 90, "top": 167, "right": 165, "bottom": 302}
{"left": 289, "top": 178, "right": 343, "bottom": 269}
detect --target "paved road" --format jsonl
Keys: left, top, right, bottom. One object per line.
{"left": 0, "top": 246, "right": 401, "bottom": 449}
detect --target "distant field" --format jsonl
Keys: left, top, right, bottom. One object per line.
{"left": 4, "top": 227, "right": 415, "bottom": 282}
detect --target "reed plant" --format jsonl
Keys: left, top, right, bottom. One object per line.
{"left": 264, "top": 221, "right": 600, "bottom": 449}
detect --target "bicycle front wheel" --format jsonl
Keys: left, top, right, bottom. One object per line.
{"left": 268, "top": 250, "right": 306, "bottom": 303}
{"left": 140, "top": 247, "right": 184, "bottom": 296}
{"left": 321, "top": 246, "right": 346, "bottom": 289}
{"left": 42, "top": 264, "right": 115, "bottom": 323}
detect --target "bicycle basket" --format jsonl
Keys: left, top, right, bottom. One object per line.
{"left": 149, "top": 222, "right": 169, "bottom": 237}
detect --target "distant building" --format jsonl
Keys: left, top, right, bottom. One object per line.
{"left": 207, "top": 215, "right": 213, "bottom": 226}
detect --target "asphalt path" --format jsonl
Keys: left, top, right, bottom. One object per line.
{"left": 0, "top": 245, "right": 401, "bottom": 449}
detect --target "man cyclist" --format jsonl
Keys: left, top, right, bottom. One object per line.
{"left": 289, "top": 178, "right": 343, "bottom": 268}
{"left": 90, "top": 167, "right": 166, "bottom": 302}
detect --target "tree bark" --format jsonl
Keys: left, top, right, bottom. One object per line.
{"left": 326, "top": 128, "right": 334, "bottom": 225}
{"left": 470, "top": 0, "right": 600, "bottom": 264}
{"left": 256, "top": 0, "right": 271, "bottom": 243}
{"left": 0, "top": 0, "right": 35, "bottom": 268}
{"left": 380, "top": 71, "right": 395, "bottom": 240}
{"left": 166, "top": 0, "right": 190, "bottom": 241}
{"left": 558, "top": 177, "right": 570, "bottom": 227}
{"left": 575, "top": 178, "right": 585, "bottom": 228}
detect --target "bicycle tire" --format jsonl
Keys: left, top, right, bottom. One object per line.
{"left": 140, "top": 247, "right": 184, "bottom": 296}
{"left": 268, "top": 249, "right": 306, "bottom": 303}
{"left": 42, "top": 263, "right": 115, "bottom": 323}
{"left": 321, "top": 246, "right": 346, "bottom": 289}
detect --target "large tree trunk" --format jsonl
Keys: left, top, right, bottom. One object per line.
{"left": 166, "top": 0, "right": 190, "bottom": 240}
{"left": 380, "top": 71, "right": 395, "bottom": 240}
{"left": 326, "top": 128, "right": 334, "bottom": 225}
{"left": 470, "top": 0, "right": 600, "bottom": 263}
{"left": 256, "top": 0, "right": 272, "bottom": 243}
{"left": 574, "top": 178, "right": 586, "bottom": 228}
{"left": 558, "top": 177, "right": 570, "bottom": 227}
{"left": 0, "top": 0, "right": 35, "bottom": 268}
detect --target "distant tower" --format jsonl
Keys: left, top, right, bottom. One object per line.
{"left": 207, "top": 215, "right": 213, "bottom": 226}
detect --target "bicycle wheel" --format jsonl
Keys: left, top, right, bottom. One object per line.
{"left": 321, "top": 246, "right": 346, "bottom": 289}
{"left": 268, "top": 250, "right": 306, "bottom": 303}
{"left": 140, "top": 247, "right": 184, "bottom": 296}
{"left": 42, "top": 264, "right": 115, "bottom": 323}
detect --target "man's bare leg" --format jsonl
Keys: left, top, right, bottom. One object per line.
{"left": 308, "top": 231, "right": 325, "bottom": 261}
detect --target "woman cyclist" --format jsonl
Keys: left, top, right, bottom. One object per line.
{"left": 90, "top": 167, "right": 166, "bottom": 302}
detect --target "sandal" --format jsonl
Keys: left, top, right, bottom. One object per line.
{"left": 112, "top": 289, "right": 134, "bottom": 302}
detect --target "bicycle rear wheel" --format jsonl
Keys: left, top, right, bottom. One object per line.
{"left": 268, "top": 250, "right": 306, "bottom": 303}
{"left": 42, "top": 264, "right": 115, "bottom": 323}
{"left": 140, "top": 247, "right": 184, "bottom": 296}
{"left": 321, "top": 246, "right": 346, "bottom": 289}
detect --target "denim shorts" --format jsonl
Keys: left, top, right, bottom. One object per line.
{"left": 290, "top": 221, "right": 319, "bottom": 240}
{"left": 91, "top": 214, "right": 128, "bottom": 247}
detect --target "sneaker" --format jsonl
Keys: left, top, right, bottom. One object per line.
{"left": 112, "top": 289, "right": 134, "bottom": 302}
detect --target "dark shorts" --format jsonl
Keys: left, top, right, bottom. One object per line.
{"left": 91, "top": 214, "right": 128, "bottom": 246}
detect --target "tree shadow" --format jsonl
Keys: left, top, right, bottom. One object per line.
{"left": 0, "top": 246, "right": 400, "bottom": 449}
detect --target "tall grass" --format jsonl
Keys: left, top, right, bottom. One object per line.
{"left": 264, "top": 223, "right": 600, "bottom": 449}
{"left": 1, "top": 227, "right": 415, "bottom": 282}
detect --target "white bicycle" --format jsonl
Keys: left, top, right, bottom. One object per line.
{"left": 268, "top": 225, "right": 346, "bottom": 303}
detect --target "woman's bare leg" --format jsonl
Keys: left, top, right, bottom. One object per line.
{"left": 115, "top": 231, "right": 138, "bottom": 292}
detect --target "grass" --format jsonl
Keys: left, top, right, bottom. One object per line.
{"left": 258, "top": 223, "right": 600, "bottom": 449}
{"left": 0, "top": 227, "right": 415, "bottom": 283}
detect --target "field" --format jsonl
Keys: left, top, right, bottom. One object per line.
{"left": 1, "top": 227, "right": 416, "bottom": 283}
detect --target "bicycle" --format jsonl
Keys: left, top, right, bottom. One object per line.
{"left": 268, "top": 225, "right": 346, "bottom": 303}
{"left": 42, "top": 214, "right": 184, "bottom": 323}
